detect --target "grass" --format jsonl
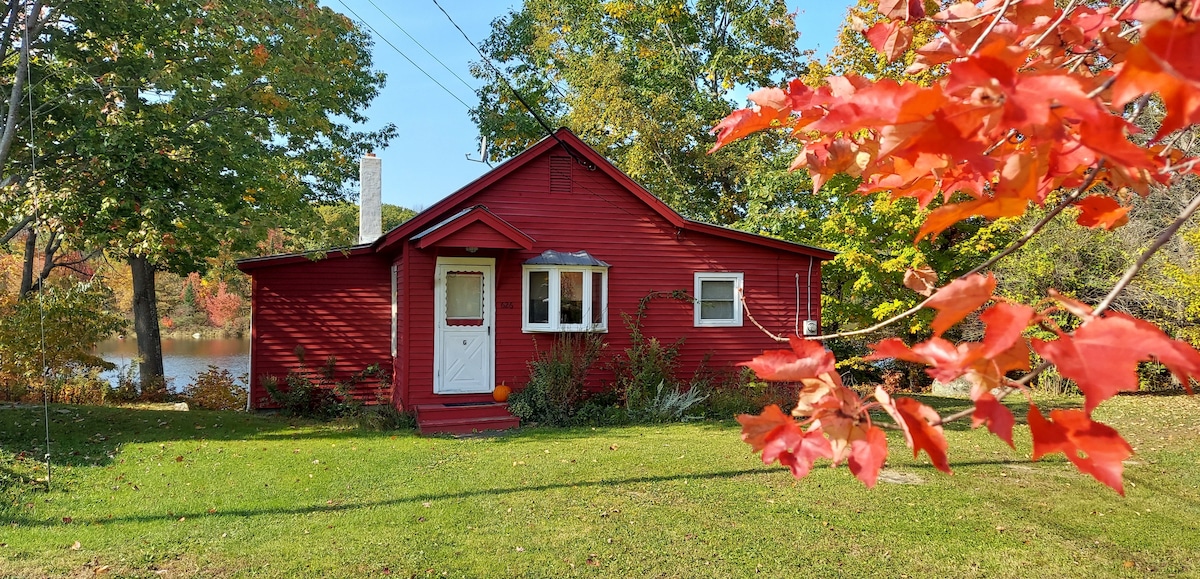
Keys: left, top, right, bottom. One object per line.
{"left": 2, "top": 394, "right": 1199, "bottom": 578}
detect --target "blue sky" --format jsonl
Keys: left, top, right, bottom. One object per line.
{"left": 320, "top": 0, "right": 855, "bottom": 210}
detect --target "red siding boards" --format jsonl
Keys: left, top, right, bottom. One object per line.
{"left": 238, "top": 128, "right": 834, "bottom": 427}
{"left": 243, "top": 252, "right": 393, "bottom": 409}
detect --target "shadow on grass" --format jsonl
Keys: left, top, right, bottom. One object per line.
{"left": 2, "top": 466, "right": 772, "bottom": 528}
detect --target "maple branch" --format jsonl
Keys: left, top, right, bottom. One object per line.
{"left": 812, "top": 299, "right": 930, "bottom": 342}
{"left": 969, "top": 0, "right": 1015, "bottom": 55}
{"left": 1093, "top": 191, "right": 1200, "bottom": 315}
{"left": 741, "top": 292, "right": 788, "bottom": 343}
{"left": 964, "top": 163, "right": 1103, "bottom": 277}
{"left": 930, "top": 1, "right": 1022, "bottom": 24}
{"left": 1027, "top": 0, "right": 1079, "bottom": 51}
{"left": 1112, "top": 0, "right": 1137, "bottom": 21}
{"left": 936, "top": 190, "right": 1200, "bottom": 428}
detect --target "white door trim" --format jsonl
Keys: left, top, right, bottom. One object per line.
{"left": 433, "top": 256, "right": 495, "bottom": 395}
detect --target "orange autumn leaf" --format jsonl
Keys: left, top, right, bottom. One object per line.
{"left": 863, "top": 20, "right": 914, "bottom": 63}
{"left": 737, "top": 404, "right": 795, "bottom": 453}
{"left": 709, "top": 87, "right": 792, "bottom": 153}
{"left": 979, "top": 302, "right": 1035, "bottom": 359}
{"left": 1033, "top": 312, "right": 1200, "bottom": 413}
{"left": 251, "top": 44, "right": 270, "bottom": 67}
{"left": 1075, "top": 196, "right": 1131, "bottom": 230}
{"left": 877, "top": 0, "right": 925, "bottom": 21}
{"left": 1028, "top": 404, "right": 1133, "bottom": 495}
{"left": 903, "top": 265, "right": 937, "bottom": 296}
{"left": 738, "top": 405, "right": 833, "bottom": 480}
{"left": 917, "top": 197, "right": 1028, "bottom": 243}
{"left": 890, "top": 396, "right": 951, "bottom": 473}
{"left": 924, "top": 273, "right": 997, "bottom": 337}
{"left": 1111, "top": 17, "right": 1200, "bottom": 140}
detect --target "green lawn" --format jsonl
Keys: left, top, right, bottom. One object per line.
{"left": 2, "top": 395, "right": 1199, "bottom": 578}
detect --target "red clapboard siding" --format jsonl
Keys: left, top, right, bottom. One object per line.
{"left": 399, "top": 151, "right": 825, "bottom": 403}
{"left": 247, "top": 252, "right": 393, "bottom": 409}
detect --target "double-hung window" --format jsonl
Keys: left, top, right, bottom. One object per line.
{"left": 523, "top": 250, "right": 608, "bottom": 332}
{"left": 694, "top": 272, "right": 743, "bottom": 327}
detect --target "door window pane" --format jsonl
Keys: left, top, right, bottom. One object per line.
{"left": 446, "top": 271, "right": 483, "bottom": 324}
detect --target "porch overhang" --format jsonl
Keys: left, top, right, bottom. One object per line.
{"left": 411, "top": 204, "right": 535, "bottom": 251}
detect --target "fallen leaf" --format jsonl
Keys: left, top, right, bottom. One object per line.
{"left": 70, "top": 540, "right": 81, "bottom": 550}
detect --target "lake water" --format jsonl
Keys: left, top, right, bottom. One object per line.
{"left": 96, "top": 338, "right": 250, "bottom": 390}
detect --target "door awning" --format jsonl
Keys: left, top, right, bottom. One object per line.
{"left": 412, "top": 205, "right": 535, "bottom": 250}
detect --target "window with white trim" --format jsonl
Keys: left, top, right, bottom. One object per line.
{"left": 523, "top": 266, "right": 608, "bottom": 332}
{"left": 694, "top": 272, "right": 744, "bottom": 327}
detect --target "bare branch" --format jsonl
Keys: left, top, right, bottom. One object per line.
{"left": 964, "top": 162, "right": 1103, "bottom": 277}
{"left": 741, "top": 291, "right": 788, "bottom": 343}
{"left": 1027, "top": 0, "right": 1078, "bottom": 51}
{"left": 969, "top": 0, "right": 1015, "bottom": 55}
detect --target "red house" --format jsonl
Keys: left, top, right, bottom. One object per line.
{"left": 237, "top": 129, "right": 834, "bottom": 433}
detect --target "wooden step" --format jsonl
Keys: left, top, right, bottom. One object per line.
{"left": 414, "top": 402, "right": 519, "bottom": 435}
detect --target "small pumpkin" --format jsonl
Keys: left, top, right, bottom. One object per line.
{"left": 493, "top": 383, "right": 512, "bottom": 403}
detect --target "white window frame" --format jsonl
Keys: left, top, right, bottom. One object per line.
{"left": 522, "top": 265, "right": 608, "bottom": 333}
{"left": 694, "top": 272, "right": 744, "bottom": 327}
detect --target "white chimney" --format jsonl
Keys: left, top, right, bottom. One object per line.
{"left": 359, "top": 153, "right": 382, "bottom": 244}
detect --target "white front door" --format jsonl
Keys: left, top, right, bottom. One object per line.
{"left": 434, "top": 257, "right": 494, "bottom": 395}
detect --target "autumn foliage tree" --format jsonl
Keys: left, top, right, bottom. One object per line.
{"left": 713, "top": 0, "right": 1200, "bottom": 494}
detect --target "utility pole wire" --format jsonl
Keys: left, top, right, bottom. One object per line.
{"left": 428, "top": 0, "right": 580, "bottom": 163}
{"left": 335, "top": 0, "right": 474, "bottom": 110}
{"left": 363, "top": 0, "right": 477, "bottom": 94}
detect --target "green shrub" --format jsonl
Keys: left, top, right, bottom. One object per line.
{"left": 183, "top": 366, "right": 247, "bottom": 410}
{"left": 609, "top": 313, "right": 683, "bottom": 411}
{"left": 0, "top": 283, "right": 124, "bottom": 402}
{"left": 508, "top": 334, "right": 605, "bottom": 426}
{"left": 262, "top": 351, "right": 390, "bottom": 420}
{"left": 697, "top": 368, "right": 801, "bottom": 419}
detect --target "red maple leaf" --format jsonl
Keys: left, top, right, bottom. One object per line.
{"left": 737, "top": 404, "right": 795, "bottom": 453}
{"left": 1028, "top": 404, "right": 1133, "bottom": 495}
{"left": 863, "top": 21, "right": 914, "bottom": 63}
{"left": 917, "top": 197, "right": 1028, "bottom": 244}
{"left": 1032, "top": 312, "right": 1200, "bottom": 413}
{"left": 1111, "top": 17, "right": 1200, "bottom": 140}
{"left": 763, "top": 426, "right": 834, "bottom": 479}
{"left": 924, "top": 273, "right": 997, "bottom": 336}
{"left": 877, "top": 0, "right": 925, "bottom": 21}
{"left": 890, "top": 396, "right": 952, "bottom": 473}
{"left": 980, "top": 302, "right": 1035, "bottom": 359}
{"left": 1075, "top": 196, "right": 1131, "bottom": 229}
{"left": 848, "top": 425, "right": 889, "bottom": 488}
{"left": 971, "top": 391, "right": 1015, "bottom": 448}
{"left": 740, "top": 336, "right": 835, "bottom": 381}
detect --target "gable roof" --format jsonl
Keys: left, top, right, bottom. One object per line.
{"left": 375, "top": 128, "right": 836, "bottom": 261}
{"left": 411, "top": 205, "right": 535, "bottom": 250}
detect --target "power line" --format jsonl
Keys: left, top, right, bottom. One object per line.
{"left": 429, "top": 0, "right": 588, "bottom": 168}
{"left": 335, "top": 0, "right": 473, "bottom": 110}
{"left": 363, "top": 0, "right": 477, "bottom": 94}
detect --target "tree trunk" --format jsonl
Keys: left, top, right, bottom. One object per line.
{"left": 129, "top": 254, "right": 165, "bottom": 389}
{"left": 19, "top": 227, "right": 34, "bottom": 297}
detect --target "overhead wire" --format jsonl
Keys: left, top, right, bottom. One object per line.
{"left": 362, "top": 0, "right": 476, "bottom": 94}
{"left": 334, "top": 0, "right": 473, "bottom": 110}
{"left": 428, "top": 0, "right": 579, "bottom": 163}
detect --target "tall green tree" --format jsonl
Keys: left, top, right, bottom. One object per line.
{"left": 471, "top": 0, "right": 807, "bottom": 223}
{"left": 23, "top": 0, "right": 393, "bottom": 386}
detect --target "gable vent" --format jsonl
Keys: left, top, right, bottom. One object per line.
{"left": 550, "top": 155, "right": 572, "bottom": 194}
